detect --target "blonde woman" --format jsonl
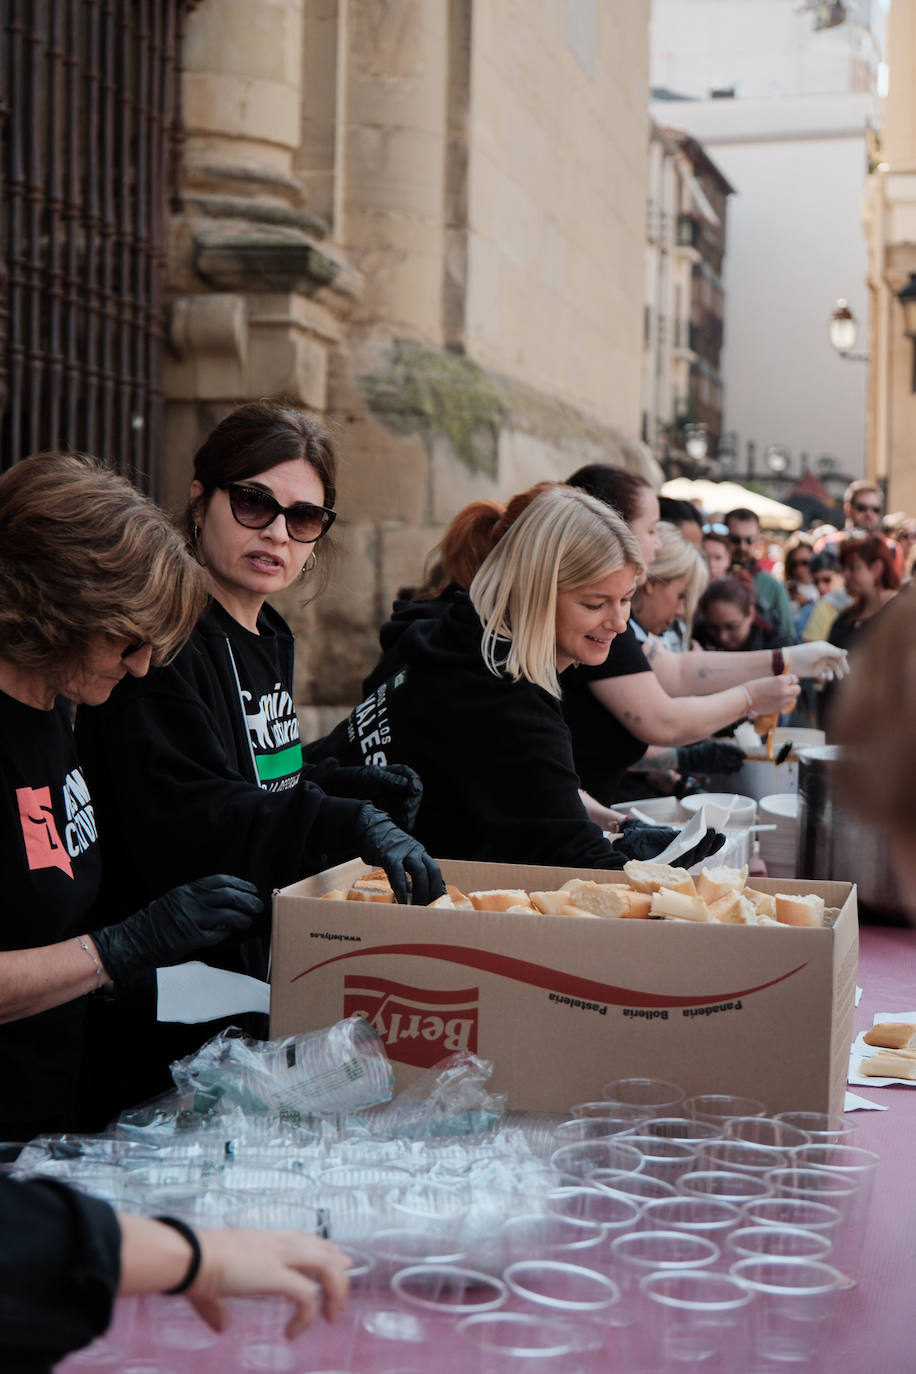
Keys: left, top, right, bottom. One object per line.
{"left": 631, "top": 521, "right": 708, "bottom": 650}
{"left": 307, "top": 486, "right": 722, "bottom": 870}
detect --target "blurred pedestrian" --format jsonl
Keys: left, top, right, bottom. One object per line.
{"left": 724, "top": 508, "right": 796, "bottom": 636}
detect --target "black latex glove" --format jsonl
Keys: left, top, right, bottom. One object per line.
{"left": 321, "top": 763, "right": 424, "bottom": 832}
{"left": 91, "top": 875, "right": 261, "bottom": 982}
{"left": 354, "top": 804, "right": 446, "bottom": 905}
{"left": 676, "top": 740, "right": 746, "bottom": 777}
{"left": 616, "top": 819, "right": 725, "bottom": 868}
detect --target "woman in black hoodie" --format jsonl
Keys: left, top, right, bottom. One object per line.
{"left": 307, "top": 485, "right": 722, "bottom": 871}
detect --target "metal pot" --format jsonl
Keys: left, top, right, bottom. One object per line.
{"left": 796, "top": 745, "right": 908, "bottom": 918}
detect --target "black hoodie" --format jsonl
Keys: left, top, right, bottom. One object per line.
{"left": 306, "top": 589, "right": 625, "bottom": 869}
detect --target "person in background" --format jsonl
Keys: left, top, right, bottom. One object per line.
{"left": 76, "top": 402, "right": 444, "bottom": 1124}
{"left": 0, "top": 452, "right": 261, "bottom": 1142}
{"left": 631, "top": 520, "right": 707, "bottom": 654}
{"left": 0, "top": 1171, "right": 350, "bottom": 1374}
{"left": 815, "top": 479, "right": 903, "bottom": 578}
{"left": 306, "top": 486, "right": 723, "bottom": 871}
{"left": 834, "top": 591, "right": 916, "bottom": 908}
{"left": 802, "top": 548, "right": 853, "bottom": 643}
{"left": 883, "top": 510, "right": 916, "bottom": 577}
{"left": 821, "top": 533, "right": 901, "bottom": 734}
{"left": 724, "top": 508, "right": 796, "bottom": 637}
{"left": 701, "top": 524, "right": 732, "bottom": 581}
{"left": 658, "top": 496, "right": 703, "bottom": 547}
{"left": 693, "top": 576, "right": 795, "bottom": 656}
{"left": 780, "top": 532, "right": 819, "bottom": 637}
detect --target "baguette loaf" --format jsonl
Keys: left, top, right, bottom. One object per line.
{"left": 863, "top": 1021, "right": 916, "bottom": 1050}
{"left": 745, "top": 888, "right": 778, "bottom": 920}
{"left": 348, "top": 869, "right": 395, "bottom": 902}
{"left": 860, "top": 1048, "right": 916, "bottom": 1079}
{"left": 428, "top": 884, "right": 473, "bottom": 911}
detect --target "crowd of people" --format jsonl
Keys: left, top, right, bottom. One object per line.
{"left": 0, "top": 408, "right": 891, "bottom": 1369}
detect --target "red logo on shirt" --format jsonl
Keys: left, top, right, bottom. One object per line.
{"left": 16, "top": 785, "right": 74, "bottom": 878}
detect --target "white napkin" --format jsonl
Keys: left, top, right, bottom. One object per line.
{"left": 651, "top": 806, "right": 710, "bottom": 867}
{"left": 156, "top": 962, "right": 271, "bottom": 1023}
{"left": 843, "top": 1090, "right": 887, "bottom": 1112}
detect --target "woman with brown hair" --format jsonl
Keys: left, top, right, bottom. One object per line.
{"left": 820, "top": 533, "right": 901, "bottom": 734}
{"left": 0, "top": 452, "right": 261, "bottom": 1139}
{"left": 76, "top": 402, "right": 444, "bottom": 1119}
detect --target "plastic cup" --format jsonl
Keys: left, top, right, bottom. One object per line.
{"left": 550, "top": 1139, "right": 644, "bottom": 1183}
{"left": 697, "top": 1138, "right": 789, "bottom": 1176}
{"left": 591, "top": 1169, "right": 677, "bottom": 1202}
{"left": 610, "top": 1229, "right": 720, "bottom": 1309}
{"left": 501, "top": 1213, "right": 605, "bottom": 1266}
{"left": 616, "top": 1134, "right": 697, "bottom": 1184}
{"left": 391, "top": 1264, "right": 507, "bottom": 1316}
{"left": 145, "top": 1294, "right": 220, "bottom": 1373}
{"left": 677, "top": 1169, "right": 773, "bottom": 1204}
{"left": 457, "top": 1310, "right": 603, "bottom": 1373}
{"left": 740, "top": 1195, "right": 844, "bottom": 1241}
{"left": 641, "top": 1269, "right": 753, "bottom": 1371}
{"left": 639, "top": 1194, "right": 742, "bottom": 1242}
{"left": 602, "top": 1077, "right": 685, "bottom": 1116}
{"left": 553, "top": 1116, "right": 646, "bottom": 1145}
{"left": 545, "top": 1186, "right": 642, "bottom": 1237}
{"left": 640, "top": 1116, "right": 722, "bottom": 1144}
{"left": 724, "top": 1115, "right": 812, "bottom": 1150}
{"left": 503, "top": 1259, "right": 619, "bottom": 1316}
{"left": 773, "top": 1110, "right": 858, "bottom": 1143}
{"left": 730, "top": 1256, "right": 843, "bottom": 1364}
{"left": 683, "top": 1093, "right": 766, "bottom": 1125}
{"left": 570, "top": 1101, "right": 648, "bottom": 1124}
{"left": 368, "top": 1227, "right": 468, "bottom": 1292}
{"left": 726, "top": 1224, "right": 833, "bottom": 1263}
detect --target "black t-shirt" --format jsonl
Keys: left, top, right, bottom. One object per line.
{"left": 0, "top": 692, "right": 100, "bottom": 1136}
{"left": 560, "top": 621, "right": 654, "bottom": 806}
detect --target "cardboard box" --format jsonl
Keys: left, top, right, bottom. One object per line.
{"left": 271, "top": 858, "right": 858, "bottom": 1116}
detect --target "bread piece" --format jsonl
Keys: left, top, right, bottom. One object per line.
{"left": 863, "top": 1022, "right": 916, "bottom": 1050}
{"left": 321, "top": 888, "right": 348, "bottom": 901}
{"left": 469, "top": 889, "right": 536, "bottom": 913}
{"left": 621, "top": 861, "right": 697, "bottom": 896}
{"left": 774, "top": 893, "right": 825, "bottom": 928}
{"left": 556, "top": 880, "right": 630, "bottom": 919}
{"left": 348, "top": 869, "right": 396, "bottom": 903}
{"left": 745, "top": 889, "right": 778, "bottom": 920}
{"left": 861, "top": 1049, "right": 916, "bottom": 1079}
{"left": 530, "top": 890, "right": 578, "bottom": 915}
{"left": 696, "top": 865, "right": 749, "bottom": 905}
{"left": 428, "top": 884, "right": 473, "bottom": 911}
{"left": 505, "top": 903, "right": 538, "bottom": 914}
{"left": 620, "top": 890, "right": 653, "bottom": 919}
{"left": 649, "top": 888, "right": 711, "bottom": 922}
{"left": 707, "top": 890, "right": 743, "bottom": 924}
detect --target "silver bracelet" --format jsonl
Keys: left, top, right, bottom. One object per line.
{"left": 77, "top": 936, "right": 104, "bottom": 990}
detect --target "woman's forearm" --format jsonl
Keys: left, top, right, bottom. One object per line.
{"left": 645, "top": 640, "right": 775, "bottom": 696}
{"left": 0, "top": 937, "right": 111, "bottom": 1024}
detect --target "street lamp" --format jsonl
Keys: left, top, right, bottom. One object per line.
{"left": 828, "top": 299, "right": 868, "bottom": 362}
{"left": 684, "top": 424, "right": 708, "bottom": 462}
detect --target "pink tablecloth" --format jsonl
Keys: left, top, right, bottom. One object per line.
{"left": 823, "top": 923, "right": 916, "bottom": 1373}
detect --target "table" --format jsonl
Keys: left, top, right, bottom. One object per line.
{"left": 824, "top": 923, "right": 916, "bottom": 1372}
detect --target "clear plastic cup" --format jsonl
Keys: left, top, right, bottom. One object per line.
{"left": 503, "top": 1259, "right": 619, "bottom": 1316}
{"left": 610, "top": 1229, "right": 720, "bottom": 1308}
{"left": 640, "top": 1269, "right": 753, "bottom": 1371}
{"left": 730, "top": 1256, "right": 844, "bottom": 1364}
{"left": 570, "top": 1101, "right": 648, "bottom": 1124}
{"left": 501, "top": 1213, "right": 605, "bottom": 1266}
{"left": 545, "top": 1186, "right": 642, "bottom": 1237}
{"left": 591, "top": 1170, "right": 677, "bottom": 1202}
{"left": 697, "top": 1138, "right": 788, "bottom": 1176}
{"left": 145, "top": 1294, "right": 221, "bottom": 1373}
{"left": 726, "top": 1224, "right": 833, "bottom": 1263}
{"left": 639, "top": 1194, "right": 742, "bottom": 1242}
{"left": 773, "top": 1110, "right": 858, "bottom": 1144}
{"left": 602, "top": 1077, "right": 685, "bottom": 1117}
{"left": 553, "top": 1116, "right": 646, "bottom": 1145}
{"left": 457, "top": 1310, "right": 603, "bottom": 1373}
{"left": 683, "top": 1093, "right": 766, "bottom": 1125}
{"left": 368, "top": 1226, "right": 468, "bottom": 1292}
{"left": 677, "top": 1169, "right": 773, "bottom": 1204}
{"left": 615, "top": 1134, "right": 696, "bottom": 1184}
{"left": 391, "top": 1264, "right": 508, "bottom": 1316}
{"left": 724, "top": 1115, "right": 812, "bottom": 1151}
{"left": 740, "top": 1195, "right": 844, "bottom": 1241}
{"left": 639, "top": 1116, "right": 722, "bottom": 1144}
{"left": 550, "top": 1139, "right": 644, "bottom": 1183}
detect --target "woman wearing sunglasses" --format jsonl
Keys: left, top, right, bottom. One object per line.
{"left": 75, "top": 402, "right": 443, "bottom": 1124}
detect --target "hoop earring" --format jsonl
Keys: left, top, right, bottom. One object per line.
{"left": 192, "top": 523, "right": 200, "bottom": 544}
{"left": 299, "top": 551, "right": 317, "bottom": 580}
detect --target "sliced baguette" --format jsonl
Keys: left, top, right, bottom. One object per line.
{"left": 348, "top": 869, "right": 395, "bottom": 903}
{"left": 863, "top": 1022, "right": 916, "bottom": 1050}
{"left": 428, "top": 884, "right": 474, "bottom": 911}
{"left": 620, "top": 890, "right": 653, "bottom": 919}
{"left": 861, "top": 1048, "right": 916, "bottom": 1079}
{"left": 469, "top": 889, "right": 536, "bottom": 913}
{"left": 649, "top": 888, "right": 711, "bottom": 922}
{"left": 696, "top": 865, "right": 749, "bottom": 905}
{"left": 774, "top": 893, "right": 825, "bottom": 928}
{"left": 557, "top": 880, "right": 630, "bottom": 919}
{"left": 622, "top": 861, "right": 697, "bottom": 896}
{"left": 744, "top": 889, "right": 778, "bottom": 920}
{"left": 321, "top": 888, "right": 349, "bottom": 901}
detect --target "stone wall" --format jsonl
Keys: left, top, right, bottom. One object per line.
{"left": 163, "top": 0, "right": 655, "bottom": 713}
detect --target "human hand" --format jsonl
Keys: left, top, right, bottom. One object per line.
{"left": 616, "top": 820, "right": 725, "bottom": 867}
{"left": 323, "top": 763, "right": 424, "bottom": 831}
{"left": 91, "top": 875, "right": 260, "bottom": 981}
{"left": 790, "top": 641, "right": 850, "bottom": 682}
{"left": 355, "top": 805, "right": 446, "bottom": 905}
{"left": 743, "top": 674, "right": 800, "bottom": 717}
{"left": 188, "top": 1229, "right": 351, "bottom": 1339}
{"left": 676, "top": 739, "right": 745, "bottom": 777}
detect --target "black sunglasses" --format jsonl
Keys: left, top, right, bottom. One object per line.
{"left": 120, "top": 638, "right": 149, "bottom": 660}
{"left": 221, "top": 483, "right": 336, "bottom": 544}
